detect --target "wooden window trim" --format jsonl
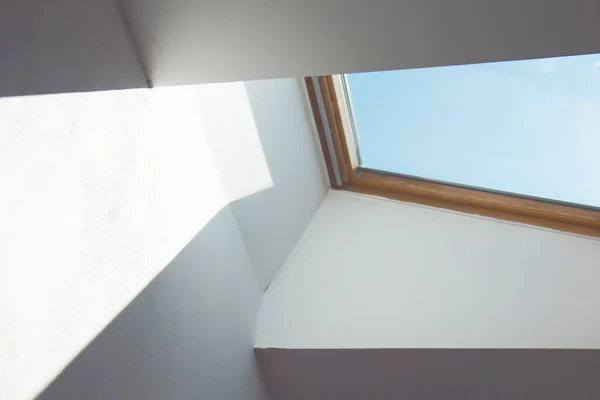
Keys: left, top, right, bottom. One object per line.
{"left": 305, "top": 75, "right": 600, "bottom": 238}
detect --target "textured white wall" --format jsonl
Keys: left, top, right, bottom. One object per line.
{"left": 0, "top": 0, "right": 147, "bottom": 97}
{"left": 122, "top": 0, "right": 600, "bottom": 86}
{"left": 257, "top": 191, "right": 600, "bottom": 349}
{"left": 37, "top": 205, "right": 270, "bottom": 400}
{"left": 0, "top": 83, "right": 271, "bottom": 399}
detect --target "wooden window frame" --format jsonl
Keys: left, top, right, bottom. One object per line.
{"left": 305, "top": 75, "right": 600, "bottom": 238}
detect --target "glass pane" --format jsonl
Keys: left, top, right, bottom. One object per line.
{"left": 345, "top": 54, "right": 600, "bottom": 208}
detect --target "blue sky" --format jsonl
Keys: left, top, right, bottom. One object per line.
{"left": 345, "top": 54, "right": 600, "bottom": 208}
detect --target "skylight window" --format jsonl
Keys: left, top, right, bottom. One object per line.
{"left": 344, "top": 53, "right": 600, "bottom": 209}
{"left": 305, "top": 56, "right": 600, "bottom": 238}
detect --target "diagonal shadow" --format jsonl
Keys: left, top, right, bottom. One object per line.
{"left": 36, "top": 202, "right": 270, "bottom": 400}
{"left": 4, "top": 77, "right": 320, "bottom": 400}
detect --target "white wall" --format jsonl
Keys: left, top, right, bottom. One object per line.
{"left": 122, "top": 0, "right": 600, "bottom": 86}
{"left": 0, "top": 83, "right": 272, "bottom": 399}
{"left": 257, "top": 190, "right": 600, "bottom": 349}
{"left": 37, "top": 205, "right": 269, "bottom": 400}
{"left": 0, "top": 76, "right": 327, "bottom": 399}
{"left": 231, "top": 79, "right": 328, "bottom": 288}
{"left": 0, "top": 0, "right": 147, "bottom": 97}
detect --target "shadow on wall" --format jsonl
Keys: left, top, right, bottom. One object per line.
{"left": 257, "top": 348, "right": 600, "bottom": 400}
{"left": 37, "top": 204, "right": 269, "bottom": 400}
{"left": 230, "top": 80, "right": 328, "bottom": 289}
{"left": 0, "top": 81, "right": 272, "bottom": 399}
{"left": 0, "top": 0, "right": 149, "bottom": 98}
{"left": 1, "top": 77, "right": 323, "bottom": 399}
{"left": 31, "top": 78, "right": 325, "bottom": 399}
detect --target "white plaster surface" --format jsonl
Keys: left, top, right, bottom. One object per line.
{"left": 0, "top": 83, "right": 271, "bottom": 399}
{"left": 257, "top": 191, "right": 600, "bottom": 349}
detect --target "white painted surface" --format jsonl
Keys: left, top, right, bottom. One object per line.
{"left": 231, "top": 79, "right": 328, "bottom": 289}
{"left": 257, "top": 191, "right": 600, "bottom": 349}
{"left": 37, "top": 206, "right": 269, "bottom": 400}
{"left": 0, "top": 83, "right": 271, "bottom": 399}
{"left": 122, "top": 0, "right": 600, "bottom": 86}
{"left": 0, "top": 0, "right": 146, "bottom": 97}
